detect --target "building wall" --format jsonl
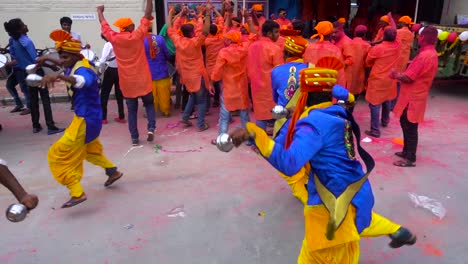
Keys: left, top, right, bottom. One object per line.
{"left": 0, "top": 0, "right": 156, "bottom": 56}
{"left": 441, "top": 0, "right": 468, "bottom": 24}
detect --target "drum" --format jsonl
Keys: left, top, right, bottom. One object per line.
{"left": 41, "top": 48, "right": 62, "bottom": 75}
{"left": 0, "top": 54, "right": 13, "bottom": 80}
{"left": 80, "top": 49, "right": 96, "bottom": 62}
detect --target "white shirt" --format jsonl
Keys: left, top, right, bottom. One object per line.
{"left": 71, "top": 32, "right": 81, "bottom": 42}
{"left": 99, "top": 42, "right": 117, "bottom": 68}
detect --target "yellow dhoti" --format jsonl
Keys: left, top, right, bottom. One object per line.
{"left": 297, "top": 205, "right": 401, "bottom": 264}
{"left": 152, "top": 78, "right": 172, "bottom": 115}
{"left": 48, "top": 116, "right": 115, "bottom": 198}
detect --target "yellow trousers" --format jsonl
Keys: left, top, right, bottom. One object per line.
{"left": 152, "top": 78, "right": 171, "bottom": 115}
{"left": 298, "top": 205, "right": 401, "bottom": 263}
{"left": 48, "top": 116, "right": 115, "bottom": 198}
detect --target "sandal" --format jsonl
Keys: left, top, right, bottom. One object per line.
{"left": 104, "top": 171, "right": 123, "bottom": 187}
{"left": 198, "top": 123, "right": 209, "bottom": 132}
{"left": 393, "top": 159, "right": 416, "bottom": 167}
{"left": 61, "top": 193, "right": 87, "bottom": 208}
{"left": 389, "top": 227, "right": 417, "bottom": 248}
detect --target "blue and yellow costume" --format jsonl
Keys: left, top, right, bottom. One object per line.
{"left": 246, "top": 57, "right": 402, "bottom": 263}
{"left": 47, "top": 30, "right": 117, "bottom": 198}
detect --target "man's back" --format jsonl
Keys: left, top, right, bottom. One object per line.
{"left": 347, "top": 37, "right": 371, "bottom": 94}
{"left": 396, "top": 27, "right": 414, "bottom": 71}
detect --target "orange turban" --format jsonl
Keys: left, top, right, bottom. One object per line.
{"left": 338, "top": 17, "right": 346, "bottom": 23}
{"left": 380, "top": 15, "right": 390, "bottom": 24}
{"left": 398, "top": 16, "right": 414, "bottom": 25}
{"left": 49, "top": 30, "right": 82, "bottom": 54}
{"left": 310, "top": 21, "right": 334, "bottom": 42}
{"left": 284, "top": 36, "right": 309, "bottom": 56}
{"left": 285, "top": 56, "right": 344, "bottom": 148}
{"left": 252, "top": 4, "right": 263, "bottom": 11}
{"left": 224, "top": 30, "right": 242, "bottom": 45}
{"left": 114, "top": 17, "right": 134, "bottom": 32}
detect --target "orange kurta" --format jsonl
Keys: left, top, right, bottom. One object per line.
{"left": 396, "top": 27, "right": 414, "bottom": 72}
{"left": 347, "top": 37, "right": 371, "bottom": 95}
{"left": 247, "top": 36, "right": 284, "bottom": 120}
{"left": 335, "top": 35, "right": 353, "bottom": 89}
{"left": 101, "top": 18, "right": 152, "bottom": 98}
{"left": 204, "top": 35, "right": 225, "bottom": 79}
{"left": 393, "top": 46, "right": 438, "bottom": 123}
{"left": 211, "top": 43, "right": 251, "bottom": 111}
{"left": 275, "top": 17, "right": 292, "bottom": 29}
{"left": 365, "top": 41, "right": 401, "bottom": 105}
{"left": 168, "top": 28, "right": 208, "bottom": 93}
{"left": 303, "top": 40, "right": 346, "bottom": 86}
{"left": 276, "top": 36, "right": 286, "bottom": 52}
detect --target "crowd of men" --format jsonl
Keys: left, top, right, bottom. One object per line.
{"left": 1, "top": 0, "right": 441, "bottom": 262}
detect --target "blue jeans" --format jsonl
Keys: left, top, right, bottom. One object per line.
{"left": 256, "top": 120, "right": 271, "bottom": 131}
{"left": 218, "top": 89, "right": 250, "bottom": 134}
{"left": 182, "top": 79, "right": 207, "bottom": 129}
{"left": 125, "top": 92, "right": 156, "bottom": 140}
{"left": 369, "top": 101, "right": 390, "bottom": 136}
{"left": 6, "top": 68, "right": 31, "bottom": 109}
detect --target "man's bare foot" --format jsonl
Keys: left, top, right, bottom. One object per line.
{"left": 104, "top": 171, "right": 123, "bottom": 187}
{"left": 61, "top": 193, "right": 87, "bottom": 208}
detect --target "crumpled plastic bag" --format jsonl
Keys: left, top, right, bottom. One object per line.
{"left": 408, "top": 192, "right": 447, "bottom": 219}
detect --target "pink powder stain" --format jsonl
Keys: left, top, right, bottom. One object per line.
{"left": 419, "top": 243, "right": 443, "bottom": 256}
{"left": 129, "top": 246, "right": 141, "bottom": 251}
{"left": 29, "top": 249, "right": 37, "bottom": 254}
{"left": 0, "top": 250, "right": 21, "bottom": 263}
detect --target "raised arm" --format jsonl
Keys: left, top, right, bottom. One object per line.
{"left": 201, "top": 2, "right": 212, "bottom": 37}
{"left": 97, "top": 5, "right": 106, "bottom": 24}
{"left": 144, "top": 0, "right": 153, "bottom": 19}
{"left": 244, "top": 9, "right": 257, "bottom": 35}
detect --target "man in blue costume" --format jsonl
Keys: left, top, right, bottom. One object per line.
{"left": 40, "top": 30, "right": 123, "bottom": 208}
{"left": 229, "top": 56, "right": 416, "bottom": 263}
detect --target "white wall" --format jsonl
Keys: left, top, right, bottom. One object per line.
{"left": 0, "top": 0, "right": 157, "bottom": 57}
{"left": 441, "top": 0, "right": 468, "bottom": 24}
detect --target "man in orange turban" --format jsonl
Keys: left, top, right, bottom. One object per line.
{"left": 372, "top": 13, "right": 396, "bottom": 44}
{"left": 98, "top": 1, "right": 156, "bottom": 146}
{"left": 303, "top": 21, "right": 345, "bottom": 86}
{"left": 41, "top": 30, "right": 123, "bottom": 208}
{"left": 251, "top": 3, "right": 266, "bottom": 32}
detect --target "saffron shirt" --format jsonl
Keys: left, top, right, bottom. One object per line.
{"left": 334, "top": 35, "right": 353, "bottom": 89}
{"left": 247, "top": 36, "right": 284, "bottom": 120}
{"left": 101, "top": 17, "right": 153, "bottom": 99}
{"left": 346, "top": 37, "right": 371, "bottom": 95}
{"left": 365, "top": 40, "right": 401, "bottom": 105}
{"left": 393, "top": 46, "right": 438, "bottom": 123}
{"left": 396, "top": 27, "right": 414, "bottom": 72}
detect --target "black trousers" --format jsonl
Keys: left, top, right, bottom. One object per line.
{"left": 29, "top": 86, "right": 55, "bottom": 129}
{"left": 100, "top": 67, "right": 124, "bottom": 120}
{"left": 400, "top": 107, "right": 419, "bottom": 162}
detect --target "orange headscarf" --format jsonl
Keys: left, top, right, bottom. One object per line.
{"left": 114, "top": 17, "right": 134, "bottom": 32}
{"left": 285, "top": 56, "right": 344, "bottom": 148}
{"left": 338, "top": 18, "right": 346, "bottom": 23}
{"left": 398, "top": 16, "right": 414, "bottom": 25}
{"left": 380, "top": 15, "right": 390, "bottom": 24}
{"left": 310, "top": 21, "right": 334, "bottom": 42}
{"left": 252, "top": 4, "right": 263, "bottom": 11}
{"left": 49, "top": 30, "right": 82, "bottom": 54}
{"left": 224, "top": 30, "right": 242, "bottom": 45}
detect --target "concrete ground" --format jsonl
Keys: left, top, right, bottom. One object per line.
{"left": 0, "top": 81, "right": 467, "bottom": 264}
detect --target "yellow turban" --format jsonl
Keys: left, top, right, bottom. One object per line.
{"left": 49, "top": 30, "right": 82, "bottom": 54}
{"left": 252, "top": 4, "right": 263, "bottom": 11}
{"left": 284, "top": 35, "right": 309, "bottom": 56}
{"left": 310, "top": 21, "right": 334, "bottom": 42}
{"left": 114, "top": 17, "right": 134, "bottom": 32}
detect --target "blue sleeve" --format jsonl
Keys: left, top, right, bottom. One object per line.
{"left": 266, "top": 119, "right": 323, "bottom": 176}
{"left": 9, "top": 39, "right": 16, "bottom": 59}
{"left": 158, "top": 36, "right": 170, "bottom": 61}
{"left": 20, "top": 37, "right": 37, "bottom": 61}
{"left": 75, "top": 67, "right": 98, "bottom": 88}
